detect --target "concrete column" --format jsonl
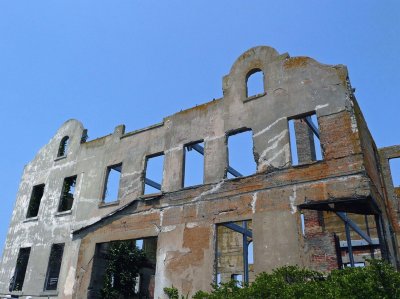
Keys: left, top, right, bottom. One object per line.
{"left": 163, "top": 147, "right": 184, "bottom": 192}
{"left": 253, "top": 119, "right": 291, "bottom": 173}
{"left": 204, "top": 137, "right": 227, "bottom": 184}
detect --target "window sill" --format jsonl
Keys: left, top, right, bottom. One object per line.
{"left": 55, "top": 210, "right": 72, "bottom": 217}
{"left": 24, "top": 216, "right": 39, "bottom": 223}
{"left": 99, "top": 200, "right": 120, "bottom": 208}
{"left": 243, "top": 92, "right": 266, "bottom": 103}
{"left": 40, "top": 290, "right": 59, "bottom": 296}
{"left": 9, "top": 291, "right": 23, "bottom": 296}
{"left": 140, "top": 192, "right": 163, "bottom": 200}
{"left": 292, "top": 159, "right": 323, "bottom": 168}
{"left": 54, "top": 155, "right": 67, "bottom": 162}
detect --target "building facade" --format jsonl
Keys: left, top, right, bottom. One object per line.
{"left": 1, "top": 46, "right": 399, "bottom": 298}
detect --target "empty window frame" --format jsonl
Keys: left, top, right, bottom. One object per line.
{"left": 184, "top": 141, "right": 204, "bottom": 187}
{"left": 89, "top": 238, "right": 157, "bottom": 298}
{"left": 58, "top": 175, "right": 77, "bottom": 212}
{"left": 389, "top": 158, "right": 400, "bottom": 187}
{"left": 288, "top": 113, "right": 322, "bottom": 165}
{"left": 10, "top": 247, "right": 31, "bottom": 291}
{"left": 246, "top": 69, "right": 264, "bottom": 97}
{"left": 26, "top": 184, "right": 45, "bottom": 218}
{"left": 227, "top": 130, "right": 256, "bottom": 179}
{"left": 216, "top": 220, "right": 253, "bottom": 285}
{"left": 103, "top": 164, "right": 122, "bottom": 203}
{"left": 144, "top": 153, "right": 164, "bottom": 194}
{"left": 57, "top": 136, "right": 69, "bottom": 157}
{"left": 44, "top": 243, "right": 64, "bottom": 291}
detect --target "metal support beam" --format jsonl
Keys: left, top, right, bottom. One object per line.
{"left": 336, "top": 212, "right": 373, "bottom": 244}
{"left": 375, "top": 215, "right": 389, "bottom": 261}
{"left": 304, "top": 116, "right": 320, "bottom": 139}
{"left": 222, "top": 222, "right": 253, "bottom": 239}
{"left": 144, "top": 178, "right": 161, "bottom": 190}
{"left": 365, "top": 215, "right": 375, "bottom": 258}
{"left": 344, "top": 217, "right": 355, "bottom": 267}
{"left": 187, "top": 143, "right": 243, "bottom": 178}
{"left": 242, "top": 221, "right": 249, "bottom": 284}
{"left": 188, "top": 143, "right": 204, "bottom": 155}
{"left": 227, "top": 166, "right": 243, "bottom": 178}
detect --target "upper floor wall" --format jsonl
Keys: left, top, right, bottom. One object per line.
{"left": 14, "top": 46, "right": 361, "bottom": 225}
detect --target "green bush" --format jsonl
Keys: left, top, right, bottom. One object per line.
{"left": 164, "top": 260, "right": 400, "bottom": 299}
{"left": 101, "top": 240, "right": 147, "bottom": 299}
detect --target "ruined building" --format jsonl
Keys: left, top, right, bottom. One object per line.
{"left": 1, "top": 46, "right": 399, "bottom": 299}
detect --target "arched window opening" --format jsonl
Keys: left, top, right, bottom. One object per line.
{"left": 57, "top": 136, "right": 69, "bottom": 157}
{"left": 246, "top": 69, "right": 264, "bottom": 97}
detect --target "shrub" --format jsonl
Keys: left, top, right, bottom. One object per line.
{"left": 164, "top": 260, "right": 400, "bottom": 299}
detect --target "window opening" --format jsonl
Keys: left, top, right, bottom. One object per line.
{"left": 103, "top": 164, "right": 122, "bottom": 203}
{"left": 57, "top": 136, "right": 69, "bottom": 157}
{"left": 184, "top": 141, "right": 204, "bottom": 187}
{"left": 227, "top": 130, "right": 256, "bottom": 178}
{"left": 300, "top": 213, "right": 305, "bottom": 236}
{"left": 216, "top": 220, "right": 253, "bottom": 285}
{"left": 289, "top": 113, "right": 322, "bottom": 165}
{"left": 44, "top": 243, "right": 64, "bottom": 291}
{"left": 89, "top": 238, "right": 157, "bottom": 299}
{"left": 389, "top": 158, "right": 400, "bottom": 187}
{"left": 144, "top": 154, "right": 164, "bottom": 194}
{"left": 10, "top": 247, "right": 31, "bottom": 291}
{"left": 58, "top": 175, "right": 77, "bottom": 212}
{"left": 26, "top": 184, "right": 45, "bottom": 218}
{"left": 320, "top": 211, "right": 381, "bottom": 268}
{"left": 246, "top": 69, "right": 264, "bottom": 97}
{"left": 231, "top": 274, "right": 243, "bottom": 287}
{"left": 344, "top": 262, "right": 365, "bottom": 268}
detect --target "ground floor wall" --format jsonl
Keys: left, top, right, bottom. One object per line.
{"left": 73, "top": 173, "right": 372, "bottom": 298}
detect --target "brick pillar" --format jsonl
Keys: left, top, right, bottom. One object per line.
{"left": 294, "top": 119, "right": 316, "bottom": 163}
{"left": 303, "top": 210, "right": 339, "bottom": 271}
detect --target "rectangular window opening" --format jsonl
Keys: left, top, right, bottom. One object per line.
{"left": 289, "top": 113, "right": 322, "bottom": 166}
{"left": 184, "top": 141, "right": 204, "bottom": 187}
{"left": 58, "top": 175, "right": 77, "bottom": 212}
{"left": 322, "top": 212, "right": 381, "bottom": 268}
{"left": 144, "top": 154, "right": 164, "bottom": 194}
{"left": 216, "top": 220, "right": 253, "bottom": 285}
{"left": 103, "top": 164, "right": 122, "bottom": 203}
{"left": 89, "top": 237, "right": 157, "bottom": 299}
{"left": 389, "top": 158, "right": 400, "bottom": 187}
{"left": 44, "top": 243, "right": 64, "bottom": 291}
{"left": 26, "top": 184, "right": 45, "bottom": 218}
{"left": 227, "top": 130, "right": 256, "bottom": 179}
{"left": 10, "top": 247, "right": 31, "bottom": 291}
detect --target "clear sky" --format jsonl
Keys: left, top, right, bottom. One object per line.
{"left": 0, "top": 1, "right": 399, "bottom": 257}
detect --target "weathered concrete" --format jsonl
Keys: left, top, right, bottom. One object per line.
{"left": 0, "top": 45, "right": 399, "bottom": 298}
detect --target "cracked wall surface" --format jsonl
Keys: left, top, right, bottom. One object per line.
{"left": 1, "top": 45, "right": 399, "bottom": 298}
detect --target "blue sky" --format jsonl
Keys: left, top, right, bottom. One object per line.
{"left": 0, "top": 1, "right": 399, "bottom": 257}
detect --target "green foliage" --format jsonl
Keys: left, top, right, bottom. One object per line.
{"left": 164, "top": 286, "right": 190, "bottom": 299}
{"left": 165, "top": 260, "right": 400, "bottom": 299}
{"left": 164, "top": 286, "right": 180, "bottom": 299}
{"left": 101, "top": 240, "right": 147, "bottom": 299}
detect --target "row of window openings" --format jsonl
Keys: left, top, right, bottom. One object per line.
{"left": 104, "top": 114, "right": 322, "bottom": 202}
{"left": 26, "top": 176, "right": 76, "bottom": 218}
{"left": 103, "top": 130, "right": 259, "bottom": 203}
{"left": 29, "top": 114, "right": 322, "bottom": 211}
{"left": 10, "top": 243, "right": 64, "bottom": 292}
{"left": 52, "top": 71, "right": 264, "bottom": 161}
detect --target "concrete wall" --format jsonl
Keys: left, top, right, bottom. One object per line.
{"left": 0, "top": 45, "right": 398, "bottom": 298}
